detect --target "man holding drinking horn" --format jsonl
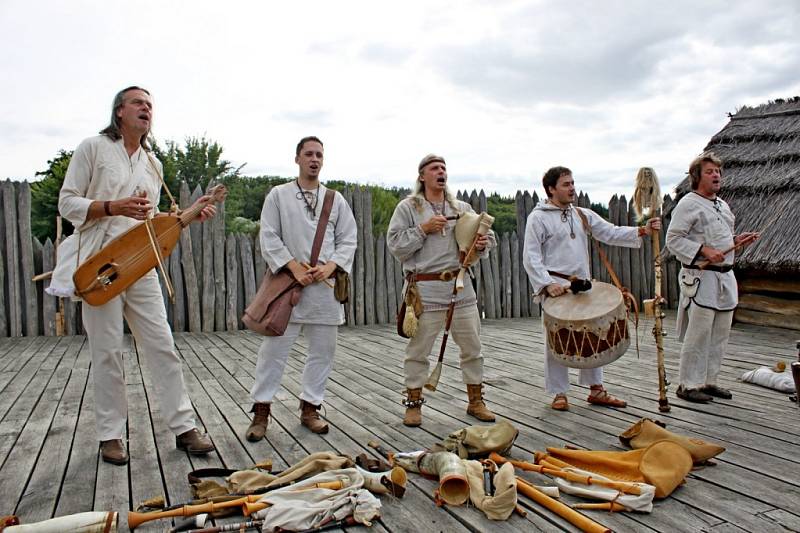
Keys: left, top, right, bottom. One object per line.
{"left": 387, "top": 154, "right": 496, "bottom": 427}
{"left": 666, "top": 152, "right": 759, "bottom": 403}
{"left": 245, "top": 136, "right": 357, "bottom": 440}
{"left": 48, "top": 86, "right": 217, "bottom": 465}
{"left": 523, "top": 166, "right": 661, "bottom": 411}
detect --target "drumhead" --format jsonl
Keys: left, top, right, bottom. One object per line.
{"left": 542, "top": 281, "right": 623, "bottom": 321}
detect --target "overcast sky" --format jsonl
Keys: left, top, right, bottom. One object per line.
{"left": 1, "top": 0, "right": 798, "bottom": 204}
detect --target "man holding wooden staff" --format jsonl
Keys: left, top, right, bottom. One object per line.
{"left": 523, "top": 166, "right": 660, "bottom": 411}
{"left": 387, "top": 154, "right": 496, "bottom": 427}
{"left": 50, "top": 86, "right": 216, "bottom": 465}
{"left": 666, "top": 152, "right": 758, "bottom": 403}
{"left": 245, "top": 136, "right": 357, "bottom": 440}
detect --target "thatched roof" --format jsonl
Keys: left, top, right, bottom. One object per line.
{"left": 674, "top": 96, "right": 800, "bottom": 274}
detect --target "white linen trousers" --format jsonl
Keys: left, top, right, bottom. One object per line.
{"left": 82, "top": 271, "right": 196, "bottom": 441}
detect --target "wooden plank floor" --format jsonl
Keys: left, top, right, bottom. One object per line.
{"left": 1, "top": 313, "right": 799, "bottom": 532}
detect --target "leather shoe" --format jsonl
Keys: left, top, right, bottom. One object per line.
{"left": 701, "top": 384, "right": 732, "bottom": 399}
{"left": 176, "top": 428, "right": 215, "bottom": 455}
{"left": 101, "top": 439, "right": 129, "bottom": 465}
{"left": 246, "top": 403, "right": 270, "bottom": 442}
{"left": 676, "top": 385, "right": 713, "bottom": 403}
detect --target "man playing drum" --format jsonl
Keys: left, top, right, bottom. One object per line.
{"left": 387, "top": 154, "right": 496, "bottom": 427}
{"left": 523, "top": 166, "right": 660, "bottom": 411}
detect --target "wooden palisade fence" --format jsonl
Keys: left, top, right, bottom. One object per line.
{"left": 0, "top": 179, "right": 680, "bottom": 337}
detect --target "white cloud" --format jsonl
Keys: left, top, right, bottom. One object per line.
{"left": 1, "top": 0, "right": 798, "bottom": 205}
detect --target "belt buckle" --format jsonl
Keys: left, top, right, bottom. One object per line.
{"left": 439, "top": 270, "right": 455, "bottom": 282}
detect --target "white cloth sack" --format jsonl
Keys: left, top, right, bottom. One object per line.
{"left": 254, "top": 468, "right": 381, "bottom": 532}
{"left": 552, "top": 466, "right": 656, "bottom": 513}
{"left": 741, "top": 367, "right": 795, "bottom": 393}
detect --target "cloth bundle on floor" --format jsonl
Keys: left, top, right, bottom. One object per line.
{"left": 740, "top": 367, "right": 796, "bottom": 393}
{"left": 549, "top": 465, "right": 656, "bottom": 512}
{"left": 192, "top": 452, "right": 355, "bottom": 498}
{"left": 536, "top": 440, "right": 693, "bottom": 498}
{"left": 618, "top": 418, "right": 725, "bottom": 464}
{"left": 431, "top": 420, "right": 518, "bottom": 459}
{"left": 253, "top": 468, "right": 381, "bottom": 532}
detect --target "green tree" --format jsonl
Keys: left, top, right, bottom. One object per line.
{"left": 31, "top": 149, "right": 74, "bottom": 241}
{"left": 152, "top": 136, "right": 245, "bottom": 211}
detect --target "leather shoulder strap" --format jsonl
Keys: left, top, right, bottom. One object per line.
{"left": 574, "top": 206, "right": 624, "bottom": 291}
{"left": 310, "top": 189, "right": 335, "bottom": 266}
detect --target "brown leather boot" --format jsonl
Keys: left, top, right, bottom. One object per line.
{"left": 466, "top": 383, "right": 496, "bottom": 422}
{"left": 100, "top": 439, "right": 128, "bottom": 465}
{"left": 402, "top": 388, "right": 424, "bottom": 427}
{"left": 176, "top": 428, "right": 215, "bottom": 455}
{"left": 300, "top": 400, "right": 329, "bottom": 434}
{"left": 246, "top": 403, "right": 271, "bottom": 442}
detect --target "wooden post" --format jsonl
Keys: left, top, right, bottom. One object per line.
{"left": 0, "top": 181, "right": 5, "bottom": 337}
{"left": 42, "top": 239, "right": 56, "bottom": 336}
{"left": 213, "top": 198, "right": 227, "bottom": 331}
{"left": 384, "top": 236, "right": 397, "bottom": 324}
{"left": 525, "top": 191, "right": 539, "bottom": 317}
{"left": 225, "top": 233, "right": 239, "bottom": 331}
{"left": 515, "top": 192, "right": 529, "bottom": 318}
{"left": 352, "top": 186, "right": 365, "bottom": 326}
{"left": 179, "top": 182, "right": 201, "bottom": 332}
{"left": 342, "top": 187, "right": 355, "bottom": 325}
{"left": 17, "top": 182, "right": 38, "bottom": 336}
{"left": 500, "top": 233, "right": 512, "bottom": 318}
{"left": 510, "top": 231, "right": 520, "bottom": 318}
{"left": 201, "top": 201, "right": 216, "bottom": 332}
{"left": 3, "top": 180, "right": 22, "bottom": 336}
{"left": 239, "top": 233, "right": 256, "bottom": 310}
{"left": 375, "top": 235, "right": 388, "bottom": 324}
{"left": 170, "top": 241, "right": 185, "bottom": 332}
{"left": 363, "top": 187, "right": 376, "bottom": 325}
{"left": 190, "top": 185, "right": 203, "bottom": 283}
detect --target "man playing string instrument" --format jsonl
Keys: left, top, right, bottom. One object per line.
{"left": 50, "top": 86, "right": 216, "bottom": 465}
{"left": 245, "top": 136, "right": 357, "bottom": 440}
{"left": 387, "top": 154, "right": 496, "bottom": 427}
{"left": 523, "top": 166, "right": 660, "bottom": 411}
{"left": 666, "top": 152, "right": 758, "bottom": 403}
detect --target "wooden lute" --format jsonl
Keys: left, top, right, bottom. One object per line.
{"left": 73, "top": 185, "right": 226, "bottom": 306}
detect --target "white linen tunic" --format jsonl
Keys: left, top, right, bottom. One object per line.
{"left": 386, "top": 196, "right": 495, "bottom": 311}
{"left": 48, "top": 135, "right": 163, "bottom": 297}
{"left": 258, "top": 182, "right": 357, "bottom": 325}
{"left": 523, "top": 201, "right": 641, "bottom": 296}
{"left": 665, "top": 192, "right": 737, "bottom": 340}
{"left": 523, "top": 200, "right": 642, "bottom": 395}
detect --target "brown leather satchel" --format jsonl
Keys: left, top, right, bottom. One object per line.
{"left": 243, "top": 189, "right": 335, "bottom": 336}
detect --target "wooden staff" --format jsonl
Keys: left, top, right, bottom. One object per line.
{"left": 633, "top": 167, "right": 669, "bottom": 412}
{"left": 488, "top": 453, "right": 642, "bottom": 495}
{"left": 516, "top": 477, "right": 611, "bottom": 533}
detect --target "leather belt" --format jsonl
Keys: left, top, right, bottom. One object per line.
{"left": 682, "top": 264, "right": 733, "bottom": 273}
{"left": 413, "top": 269, "right": 461, "bottom": 282}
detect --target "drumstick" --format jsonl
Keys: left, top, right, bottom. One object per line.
{"left": 301, "top": 262, "right": 335, "bottom": 288}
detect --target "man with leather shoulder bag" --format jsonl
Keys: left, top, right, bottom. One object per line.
{"left": 245, "top": 136, "right": 357, "bottom": 440}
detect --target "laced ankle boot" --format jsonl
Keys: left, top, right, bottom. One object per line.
{"left": 466, "top": 383, "right": 496, "bottom": 422}
{"left": 300, "top": 400, "right": 329, "bottom": 434}
{"left": 402, "top": 388, "right": 425, "bottom": 427}
{"left": 246, "top": 403, "right": 271, "bottom": 442}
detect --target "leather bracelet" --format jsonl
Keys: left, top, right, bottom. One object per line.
{"left": 104, "top": 201, "right": 112, "bottom": 217}
{"left": 637, "top": 226, "right": 647, "bottom": 237}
